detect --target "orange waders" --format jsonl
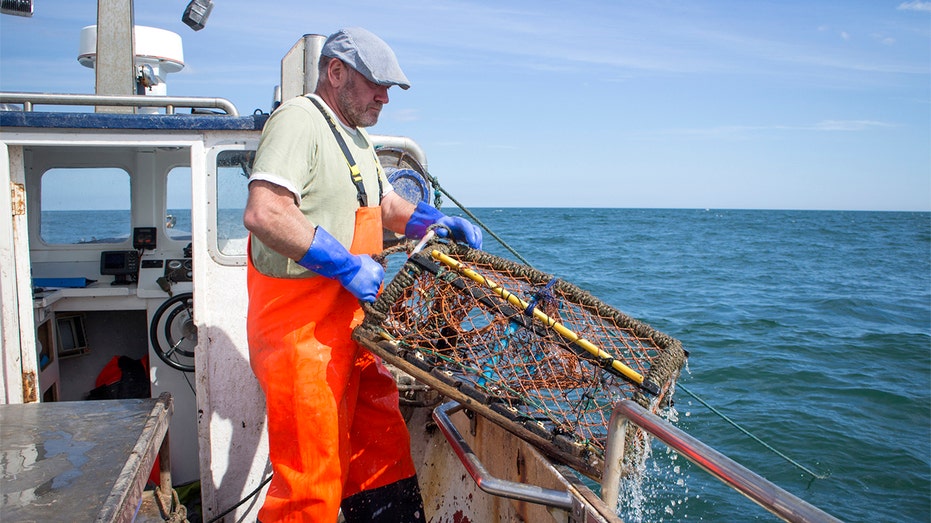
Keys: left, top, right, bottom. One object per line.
{"left": 247, "top": 205, "right": 422, "bottom": 522}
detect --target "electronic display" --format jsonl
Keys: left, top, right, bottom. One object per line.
{"left": 133, "top": 227, "right": 157, "bottom": 250}
{"left": 100, "top": 250, "right": 139, "bottom": 284}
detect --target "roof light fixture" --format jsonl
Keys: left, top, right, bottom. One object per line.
{"left": 182, "top": 0, "right": 213, "bottom": 31}
{"left": 1, "top": 0, "right": 34, "bottom": 17}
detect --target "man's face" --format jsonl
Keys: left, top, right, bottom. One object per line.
{"left": 336, "top": 67, "right": 390, "bottom": 128}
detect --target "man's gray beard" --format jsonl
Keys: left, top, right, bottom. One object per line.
{"left": 338, "top": 78, "right": 380, "bottom": 128}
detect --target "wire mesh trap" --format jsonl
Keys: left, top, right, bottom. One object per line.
{"left": 353, "top": 241, "right": 687, "bottom": 480}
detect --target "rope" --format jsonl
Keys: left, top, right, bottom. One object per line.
{"left": 154, "top": 486, "right": 189, "bottom": 523}
{"left": 416, "top": 178, "right": 830, "bottom": 481}
{"left": 424, "top": 171, "right": 534, "bottom": 267}
{"left": 675, "top": 382, "right": 830, "bottom": 480}
{"left": 524, "top": 278, "right": 557, "bottom": 317}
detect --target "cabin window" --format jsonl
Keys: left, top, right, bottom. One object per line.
{"left": 166, "top": 167, "right": 192, "bottom": 240}
{"left": 215, "top": 150, "right": 253, "bottom": 255}
{"left": 40, "top": 168, "right": 131, "bottom": 244}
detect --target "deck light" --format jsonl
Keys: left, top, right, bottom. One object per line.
{"left": 0, "top": 0, "right": 33, "bottom": 17}
{"left": 182, "top": 0, "right": 213, "bottom": 31}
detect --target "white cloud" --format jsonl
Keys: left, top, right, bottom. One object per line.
{"left": 813, "top": 120, "right": 893, "bottom": 131}
{"left": 872, "top": 33, "right": 896, "bottom": 46}
{"left": 897, "top": 1, "right": 931, "bottom": 12}
{"left": 636, "top": 120, "right": 894, "bottom": 139}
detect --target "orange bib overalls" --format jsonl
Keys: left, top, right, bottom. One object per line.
{"left": 247, "top": 202, "right": 417, "bottom": 521}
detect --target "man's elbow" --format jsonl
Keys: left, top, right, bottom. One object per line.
{"left": 242, "top": 204, "right": 266, "bottom": 235}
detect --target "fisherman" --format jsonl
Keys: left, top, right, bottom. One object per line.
{"left": 243, "top": 27, "right": 482, "bottom": 522}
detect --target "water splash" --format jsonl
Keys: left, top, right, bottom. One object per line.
{"left": 616, "top": 404, "right": 704, "bottom": 522}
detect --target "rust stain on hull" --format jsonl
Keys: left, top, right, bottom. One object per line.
{"left": 22, "top": 371, "right": 38, "bottom": 402}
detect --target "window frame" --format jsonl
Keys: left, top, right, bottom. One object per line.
{"left": 206, "top": 144, "right": 254, "bottom": 266}
{"left": 38, "top": 166, "right": 133, "bottom": 247}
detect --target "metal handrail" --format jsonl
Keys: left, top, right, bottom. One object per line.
{"left": 603, "top": 399, "right": 844, "bottom": 523}
{"left": 0, "top": 92, "right": 239, "bottom": 116}
{"left": 432, "top": 401, "right": 576, "bottom": 511}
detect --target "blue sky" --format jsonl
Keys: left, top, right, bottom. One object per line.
{"left": 2, "top": 1, "right": 929, "bottom": 211}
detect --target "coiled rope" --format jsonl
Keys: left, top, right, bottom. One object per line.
{"left": 425, "top": 171, "right": 830, "bottom": 481}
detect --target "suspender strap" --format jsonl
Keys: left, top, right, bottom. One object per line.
{"left": 307, "top": 96, "right": 375, "bottom": 207}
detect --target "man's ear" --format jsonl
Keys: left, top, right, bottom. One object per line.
{"left": 326, "top": 58, "right": 348, "bottom": 87}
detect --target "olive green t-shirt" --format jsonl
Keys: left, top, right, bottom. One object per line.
{"left": 248, "top": 94, "right": 392, "bottom": 278}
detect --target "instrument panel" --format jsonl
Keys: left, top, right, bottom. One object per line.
{"left": 164, "top": 258, "right": 193, "bottom": 282}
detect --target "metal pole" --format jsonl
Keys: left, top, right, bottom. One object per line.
{"left": 600, "top": 411, "right": 627, "bottom": 512}
{"left": 608, "top": 400, "right": 844, "bottom": 523}
{"left": 433, "top": 402, "right": 576, "bottom": 511}
{"left": 95, "top": 0, "right": 136, "bottom": 113}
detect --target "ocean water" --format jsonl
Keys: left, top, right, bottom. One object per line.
{"left": 464, "top": 208, "right": 931, "bottom": 523}
{"left": 40, "top": 207, "right": 930, "bottom": 521}
{"left": 39, "top": 209, "right": 239, "bottom": 245}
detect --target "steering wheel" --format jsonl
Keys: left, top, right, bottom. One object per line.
{"left": 149, "top": 292, "right": 196, "bottom": 373}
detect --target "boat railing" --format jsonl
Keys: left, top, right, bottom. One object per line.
{"left": 601, "top": 399, "right": 844, "bottom": 523}
{"left": 0, "top": 92, "right": 239, "bottom": 116}
{"left": 432, "top": 401, "right": 578, "bottom": 512}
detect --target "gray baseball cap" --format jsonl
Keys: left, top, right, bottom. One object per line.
{"left": 321, "top": 27, "right": 410, "bottom": 90}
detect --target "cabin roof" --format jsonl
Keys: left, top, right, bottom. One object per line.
{"left": 0, "top": 111, "right": 268, "bottom": 131}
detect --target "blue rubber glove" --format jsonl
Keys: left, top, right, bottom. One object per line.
{"left": 405, "top": 201, "right": 483, "bottom": 249}
{"left": 296, "top": 227, "right": 384, "bottom": 302}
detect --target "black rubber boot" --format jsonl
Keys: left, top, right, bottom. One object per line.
{"left": 340, "top": 475, "right": 426, "bottom": 523}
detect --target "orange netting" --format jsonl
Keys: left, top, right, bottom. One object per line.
{"left": 354, "top": 241, "right": 687, "bottom": 478}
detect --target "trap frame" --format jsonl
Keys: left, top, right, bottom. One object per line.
{"left": 353, "top": 241, "right": 687, "bottom": 480}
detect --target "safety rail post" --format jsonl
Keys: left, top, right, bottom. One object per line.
{"left": 602, "top": 399, "right": 844, "bottom": 523}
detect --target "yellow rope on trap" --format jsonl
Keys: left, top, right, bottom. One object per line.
{"left": 431, "top": 250, "right": 660, "bottom": 395}
{"left": 354, "top": 241, "right": 687, "bottom": 479}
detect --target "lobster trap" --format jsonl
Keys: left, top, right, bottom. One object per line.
{"left": 353, "top": 241, "right": 687, "bottom": 480}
